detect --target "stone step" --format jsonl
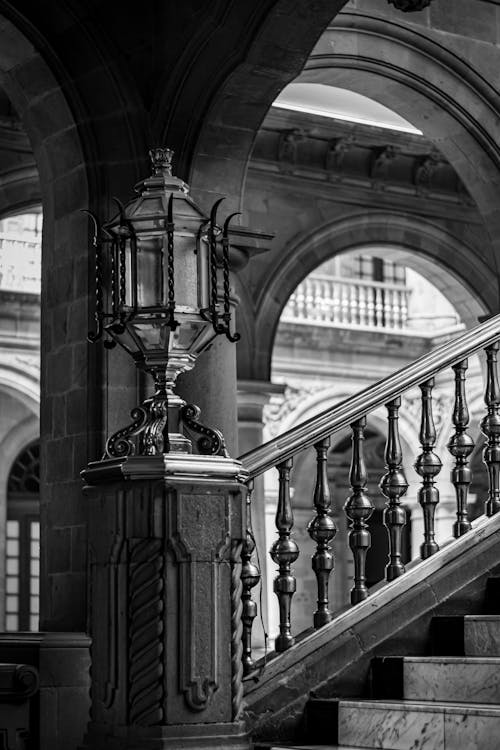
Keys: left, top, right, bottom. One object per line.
{"left": 431, "top": 615, "right": 500, "bottom": 656}
{"left": 307, "top": 697, "right": 500, "bottom": 749}
{"left": 371, "top": 655, "right": 500, "bottom": 703}
{"left": 308, "top": 699, "right": 500, "bottom": 750}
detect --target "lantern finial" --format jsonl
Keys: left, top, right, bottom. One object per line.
{"left": 149, "top": 147, "right": 174, "bottom": 176}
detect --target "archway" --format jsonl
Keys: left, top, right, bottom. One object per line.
{"left": 247, "top": 214, "right": 490, "bottom": 382}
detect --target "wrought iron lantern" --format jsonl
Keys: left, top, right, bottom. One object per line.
{"left": 85, "top": 147, "right": 240, "bottom": 458}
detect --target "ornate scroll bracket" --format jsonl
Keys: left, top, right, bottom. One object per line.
{"left": 105, "top": 406, "right": 150, "bottom": 459}
{"left": 180, "top": 403, "right": 229, "bottom": 457}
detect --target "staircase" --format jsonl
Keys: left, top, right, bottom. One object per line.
{"left": 236, "top": 314, "right": 500, "bottom": 749}
{"left": 252, "top": 580, "right": 500, "bottom": 749}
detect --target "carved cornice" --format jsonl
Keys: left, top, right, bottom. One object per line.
{"left": 251, "top": 111, "right": 474, "bottom": 207}
{"left": 387, "top": 0, "right": 433, "bottom": 10}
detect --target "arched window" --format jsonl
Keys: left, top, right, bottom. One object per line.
{"left": 6, "top": 441, "right": 40, "bottom": 631}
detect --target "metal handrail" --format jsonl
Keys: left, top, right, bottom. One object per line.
{"left": 239, "top": 313, "right": 500, "bottom": 478}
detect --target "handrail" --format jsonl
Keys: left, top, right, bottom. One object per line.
{"left": 239, "top": 313, "right": 500, "bottom": 478}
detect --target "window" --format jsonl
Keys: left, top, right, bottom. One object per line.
{"left": 6, "top": 442, "right": 40, "bottom": 631}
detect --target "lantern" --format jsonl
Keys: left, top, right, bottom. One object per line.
{"left": 85, "top": 148, "right": 240, "bottom": 457}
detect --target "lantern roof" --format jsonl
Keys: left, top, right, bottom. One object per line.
{"left": 107, "top": 147, "right": 209, "bottom": 235}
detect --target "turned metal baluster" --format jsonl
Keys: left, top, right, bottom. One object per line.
{"left": 448, "top": 360, "right": 474, "bottom": 536}
{"left": 307, "top": 438, "right": 337, "bottom": 628}
{"left": 240, "top": 480, "right": 261, "bottom": 675}
{"left": 415, "top": 378, "right": 442, "bottom": 559}
{"left": 344, "top": 417, "right": 374, "bottom": 605}
{"left": 270, "top": 458, "right": 299, "bottom": 652}
{"left": 380, "top": 397, "right": 408, "bottom": 581}
{"left": 482, "top": 343, "right": 500, "bottom": 516}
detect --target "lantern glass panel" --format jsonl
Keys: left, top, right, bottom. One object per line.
{"left": 130, "top": 320, "right": 171, "bottom": 351}
{"left": 172, "top": 234, "right": 199, "bottom": 310}
{"left": 137, "top": 237, "right": 163, "bottom": 309}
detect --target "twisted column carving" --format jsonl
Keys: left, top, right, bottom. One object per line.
{"left": 270, "top": 458, "right": 299, "bottom": 652}
{"left": 307, "top": 437, "right": 336, "bottom": 628}
{"left": 344, "top": 417, "right": 374, "bottom": 605}
{"left": 482, "top": 343, "right": 500, "bottom": 516}
{"left": 415, "top": 378, "right": 442, "bottom": 559}
{"left": 240, "top": 481, "right": 260, "bottom": 675}
{"left": 230, "top": 540, "right": 244, "bottom": 721}
{"left": 448, "top": 360, "right": 474, "bottom": 536}
{"left": 128, "top": 539, "right": 164, "bottom": 726}
{"left": 380, "top": 397, "right": 408, "bottom": 581}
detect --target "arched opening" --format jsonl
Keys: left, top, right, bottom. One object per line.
{"left": 261, "top": 244, "right": 488, "bottom": 643}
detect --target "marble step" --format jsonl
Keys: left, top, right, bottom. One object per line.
{"left": 307, "top": 697, "right": 500, "bottom": 749}
{"left": 372, "top": 655, "right": 500, "bottom": 703}
{"left": 431, "top": 615, "right": 500, "bottom": 656}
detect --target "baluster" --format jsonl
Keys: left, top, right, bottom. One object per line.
{"left": 344, "top": 417, "right": 374, "bottom": 604}
{"left": 380, "top": 397, "right": 408, "bottom": 581}
{"left": 448, "top": 360, "right": 474, "bottom": 537}
{"left": 322, "top": 280, "right": 329, "bottom": 321}
{"left": 270, "top": 458, "right": 299, "bottom": 652}
{"left": 350, "top": 283, "right": 358, "bottom": 324}
{"left": 296, "top": 283, "right": 305, "bottom": 318}
{"left": 240, "top": 480, "right": 261, "bottom": 675}
{"left": 374, "top": 287, "right": 383, "bottom": 327}
{"left": 366, "top": 286, "right": 375, "bottom": 327}
{"left": 340, "top": 284, "right": 349, "bottom": 324}
{"left": 313, "top": 278, "right": 322, "bottom": 320}
{"left": 481, "top": 343, "right": 500, "bottom": 516}
{"left": 358, "top": 285, "right": 367, "bottom": 326}
{"left": 305, "top": 279, "right": 314, "bottom": 319}
{"left": 415, "top": 379, "right": 442, "bottom": 558}
{"left": 332, "top": 280, "right": 341, "bottom": 323}
{"left": 401, "top": 288, "right": 410, "bottom": 328}
{"left": 307, "top": 438, "right": 337, "bottom": 628}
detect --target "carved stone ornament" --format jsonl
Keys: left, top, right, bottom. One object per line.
{"left": 387, "top": 0, "right": 432, "bottom": 10}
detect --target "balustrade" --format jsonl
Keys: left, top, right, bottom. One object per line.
{"left": 282, "top": 273, "right": 411, "bottom": 330}
{"left": 237, "top": 315, "right": 500, "bottom": 676}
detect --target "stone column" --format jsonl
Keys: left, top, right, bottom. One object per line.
{"left": 177, "top": 226, "right": 273, "bottom": 459}
{"left": 80, "top": 453, "right": 249, "bottom": 750}
{"left": 237, "top": 380, "right": 284, "bottom": 651}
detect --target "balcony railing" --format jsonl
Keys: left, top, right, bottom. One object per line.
{"left": 281, "top": 274, "right": 461, "bottom": 333}
{"left": 0, "top": 234, "right": 41, "bottom": 295}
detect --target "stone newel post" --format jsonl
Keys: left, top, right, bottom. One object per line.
{"left": 80, "top": 453, "right": 249, "bottom": 750}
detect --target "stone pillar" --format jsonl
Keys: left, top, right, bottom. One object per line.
{"left": 237, "top": 380, "right": 284, "bottom": 651}
{"left": 177, "top": 335, "right": 238, "bottom": 456}
{"left": 80, "top": 453, "right": 249, "bottom": 750}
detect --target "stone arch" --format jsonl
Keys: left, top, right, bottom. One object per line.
{"left": 248, "top": 212, "right": 490, "bottom": 381}
{"left": 300, "top": 11, "right": 500, "bottom": 267}
{"left": 0, "top": 12, "right": 92, "bottom": 633}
